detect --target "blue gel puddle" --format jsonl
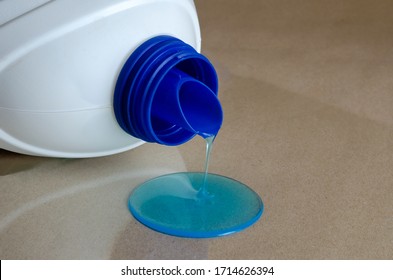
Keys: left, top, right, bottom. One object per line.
{"left": 129, "top": 135, "right": 263, "bottom": 238}
{"left": 128, "top": 172, "right": 263, "bottom": 238}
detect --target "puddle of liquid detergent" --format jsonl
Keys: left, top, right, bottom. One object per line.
{"left": 128, "top": 134, "right": 263, "bottom": 238}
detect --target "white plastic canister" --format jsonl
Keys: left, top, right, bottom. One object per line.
{"left": 0, "top": 0, "right": 205, "bottom": 157}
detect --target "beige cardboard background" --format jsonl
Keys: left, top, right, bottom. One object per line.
{"left": 1, "top": 0, "right": 392, "bottom": 259}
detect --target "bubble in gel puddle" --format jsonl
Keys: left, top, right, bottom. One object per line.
{"left": 128, "top": 135, "right": 263, "bottom": 238}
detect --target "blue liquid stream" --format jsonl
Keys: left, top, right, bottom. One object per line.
{"left": 198, "top": 135, "right": 215, "bottom": 199}
{"left": 128, "top": 135, "right": 263, "bottom": 238}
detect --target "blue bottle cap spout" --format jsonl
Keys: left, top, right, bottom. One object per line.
{"left": 114, "top": 36, "right": 223, "bottom": 145}
{"left": 152, "top": 68, "right": 222, "bottom": 138}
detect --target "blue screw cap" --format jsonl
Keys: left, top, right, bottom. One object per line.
{"left": 114, "top": 35, "right": 223, "bottom": 145}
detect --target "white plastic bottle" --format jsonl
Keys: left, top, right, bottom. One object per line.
{"left": 0, "top": 0, "right": 222, "bottom": 158}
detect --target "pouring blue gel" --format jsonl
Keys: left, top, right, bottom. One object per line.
{"left": 114, "top": 36, "right": 263, "bottom": 237}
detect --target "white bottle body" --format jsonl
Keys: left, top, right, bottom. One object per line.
{"left": 0, "top": 0, "right": 201, "bottom": 157}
